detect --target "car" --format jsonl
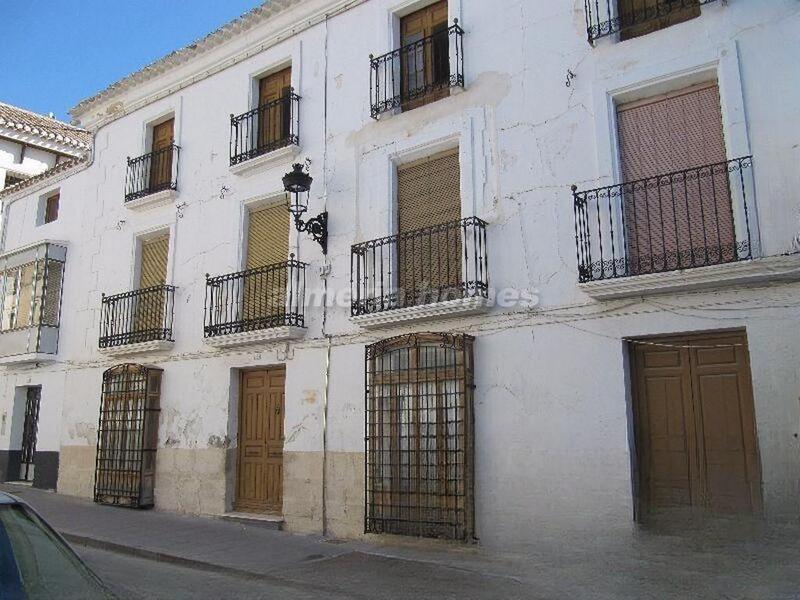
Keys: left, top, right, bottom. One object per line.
{"left": 0, "top": 491, "right": 116, "bottom": 599}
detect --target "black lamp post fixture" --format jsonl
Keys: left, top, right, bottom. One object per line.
{"left": 283, "top": 162, "right": 328, "bottom": 254}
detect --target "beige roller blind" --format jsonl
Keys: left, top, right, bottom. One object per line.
{"left": 138, "top": 235, "right": 169, "bottom": 289}
{"left": 246, "top": 204, "right": 290, "bottom": 269}
{"left": 397, "top": 149, "right": 461, "bottom": 234}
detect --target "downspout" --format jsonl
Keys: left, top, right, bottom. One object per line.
{"left": 320, "top": 11, "right": 332, "bottom": 539}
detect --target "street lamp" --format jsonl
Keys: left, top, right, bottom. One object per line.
{"left": 283, "top": 162, "right": 328, "bottom": 254}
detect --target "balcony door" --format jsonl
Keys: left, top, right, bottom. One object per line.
{"left": 149, "top": 118, "right": 174, "bottom": 191}
{"left": 400, "top": 0, "right": 450, "bottom": 112}
{"left": 258, "top": 68, "right": 292, "bottom": 153}
{"left": 617, "top": 82, "right": 735, "bottom": 275}
{"left": 242, "top": 204, "right": 290, "bottom": 329}
{"left": 19, "top": 387, "right": 41, "bottom": 482}
{"left": 134, "top": 235, "right": 169, "bottom": 336}
{"left": 396, "top": 149, "right": 461, "bottom": 308}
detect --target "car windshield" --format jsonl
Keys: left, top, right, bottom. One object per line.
{"left": 0, "top": 504, "right": 113, "bottom": 600}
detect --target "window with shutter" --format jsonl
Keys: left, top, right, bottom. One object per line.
{"left": 135, "top": 234, "right": 170, "bottom": 334}
{"left": 257, "top": 67, "right": 293, "bottom": 153}
{"left": 617, "top": 0, "right": 701, "bottom": 41}
{"left": 243, "top": 204, "right": 290, "bottom": 328}
{"left": 400, "top": 0, "right": 450, "bottom": 112}
{"left": 149, "top": 119, "right": 174, "bottom": 190}
{"left": 396, "top": 149, "right": 462, "bottom": 307}
{"left": 44, "top": 193, "right": 59, "bottom": 224}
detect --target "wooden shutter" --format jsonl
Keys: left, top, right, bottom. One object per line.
{"left": 138, "top": 235, "right": 169, "bottom": 289}
{"left": 397, "top": 150, "right": 461, "bottom": 306}
{"left": 618, "top": 0, "right": 700, "bottom": 41}
{"left": 44, "top": 193, "right": 59, "bottom": 224}
{"left": 258, "top": 68, "right": 292, "bottom": 151}
{"left": 400, "top": 0, "right": 450, "bottom": 112}
{"left": 150, "top": 119, "right": 174, "bottom": 190}
{"left": 617, "top": 82, "right": 734, "bottom": 274}
{"left": 246, "top": 204, "right": 290, "bottom": 270}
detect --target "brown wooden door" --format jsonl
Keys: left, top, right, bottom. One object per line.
{"left": 400, "top": 0, "right": 450, "bottom": 112}
{"left": 617, "top": 82, "right": 735, "bottom": 274}
{"left": 258, "top": 68, "right": 292, "bottom": 152}
{"left": 150, "top": 119, "right": 174, "bottom": 190}
{"left": 396, "top": 150, "right": 461, "bottom": 307}
{"left": 632, "top": 331, "right": 762, "bottom": 520}
{"left": 236, "top": 368, "right": 285, "bottom": 513}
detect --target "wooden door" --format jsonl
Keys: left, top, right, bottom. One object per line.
{"left": 149, "top": 119, "right": 174, "bottom": 190}
{"left": 617, "top": 82, "right": 734, "bottom": 274}
{"left": 236, "top": 368, "right": 285, "bottom": 513}
{"left": 618, "top": 0, "right": 701, "bottom": 41}
{"left": 396, "top": 150, "right": 461, "bottom": 307}
{"left": 258, "top": 68, "right": 292, "bottom": 152}
{"left": 632, "top": 331, "right": 762, "bottom": 520}
{"left": 135, "top": 235, "right": 169, "bottom": 333}
{"left": 400, "top": 0, "right": 450, "bottom": 112}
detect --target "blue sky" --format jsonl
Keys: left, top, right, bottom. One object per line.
{"left": 2, "top": 1, "right": 264, "bottom": 122}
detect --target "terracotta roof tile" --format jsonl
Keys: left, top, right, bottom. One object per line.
{"left": 0, "top": 102, "right": 91, "bottom": 150}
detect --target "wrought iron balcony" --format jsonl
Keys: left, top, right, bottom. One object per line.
{"left": 351, "top": 217, "right": 488, "bottom": 317}
{"left": 230, "top": 92, "right": 300, "bottom": 166}
{"left": 204, "top": 259, "right": 306, "bottom": 338}
{"left": 584, "top": 0, "right": 718, "bottom": 43}
{"left": 572, "top": 156, "right": 755, "bottom": 283}
{"left": 370, "top": 21, "right": 464, "bottom": 119}
{"left": 99, "top": 285, "right": 176, "bottom": 348}
{"left": 0, "top": 242, "right": 67, "bottom": 362}
{"left": 124, "top": 144, "right": 180, "bottom": 202}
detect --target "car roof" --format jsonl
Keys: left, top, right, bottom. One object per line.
{"left": 0, "top": 491, "right": 22, "bottom": 505}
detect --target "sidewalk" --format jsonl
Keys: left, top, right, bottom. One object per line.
{"left": 4, "top": 483, "right": 800, "bottom": 599}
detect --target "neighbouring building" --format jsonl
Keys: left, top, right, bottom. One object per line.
{"left": 1, "top": 0, "right": 799, "bottom": 550}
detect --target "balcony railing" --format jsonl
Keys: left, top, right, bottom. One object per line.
{"left": 370, "top": 21, "right": 464, "bottom": 119}
{"left": 100, "top": 285, "right": 176, "bottom": 348}
{"left": 584, "top": 0, "right": 718, "bottom": 43}
{"left": 125, "top": 144, "right": 180, "bottom": 202}
{"left": 351, "top": 217, "right": 488, "bottom": 317}
{"left": 204, "top": 259, "right": 306, "bottom": 338}
{"left": 230, "top": 92, "right": 300, "bottom": 166}
{"left": 572, "top": 156, "right": 755, "bottom": 283}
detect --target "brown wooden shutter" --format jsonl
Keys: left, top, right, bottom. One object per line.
{"left": 618, "top": 0, "right": 700, "bottom": 41}
{"left": 617, "top": 82, "right": 734, "bottom": 274}
{"left": 139, "top": 235, "right": 169, "bottom": 289}
{"left": 396, "top": 150, "right": 462, "bottom": 306}
{"left": 44, "top": 193, "right": 59, "bottom": 224}
{"left": 246, "top": 204, "right": 290, "bottom": 270}
{"left": 400, "top": 0, "right": 450, "bottom": 111}
{"left": 150, "top": 119, "right": 174, "bottom": 190}
{"left": 258, "top": 68, "right": 292, "bottom": 151}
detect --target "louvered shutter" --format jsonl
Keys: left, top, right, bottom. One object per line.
{"left": 138, "top": 235, "right": 169, "bottom": 289}
{"left": 617, "top": 82, "right": 734, "bottom": 274}
{"left": 396, "top": 150, "right": 462, "bottom": 307}
{"left": 246, "top": 204, "right": 290, "bottom": 269}
{"left": 243, "top": 204, "right": 290, "bottom": 327}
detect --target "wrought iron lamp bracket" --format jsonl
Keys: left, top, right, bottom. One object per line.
{"left": 293, "top": 210, "right": 328, "bottom": 254}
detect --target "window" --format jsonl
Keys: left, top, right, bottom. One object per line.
{"left": 149, "top": 118, "right": 175, "bottom": 191}
{"left": 257, "top": 67, "right": 293, "bottom": 153}
{"left": 44, "top": 193, "right": 59, "bottom": 224}
{"left": 365, "top": 333, "right": 475, "bottom": 541}
{"left": 618, "top": 0, "right": 701, "bottom": 41}
{"left": 0, "top": 259, "right": 63, "bottom": 332}
{"left": 400, "top": 1, "right": 451, "bottom": 112}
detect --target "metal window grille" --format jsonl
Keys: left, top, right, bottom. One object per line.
{"left": 19, "top": 387, "right": 41, "bottom": 482}
{"left": 572, "top": 157, "right": 755, "bottom": 283}
{"left": 94, "top": 364, "right": 162, "bottom": 508}
{"left": 583, "top": 0, "right": 718, "bottom": 43}
{"left": 365, "top": 333, "right": 475, "bottom": 541}
{"left": 370, "top": 21, "right": 464, "bottom": 119}
{"left": 99, "top": 285, "right": 176, "bottom": 348}
{"left": 124, "top": 144, "right": 180, "bottom": 202}
{"left": 230, "top": 92, "right": 300, "bottom": 165}
{"left": 204, "top": 259, "right": 306, "bottom": 338}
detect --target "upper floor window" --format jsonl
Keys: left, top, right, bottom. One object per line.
{"left": 370, "top": 2, "right": 464, "bottom": 118}
{"left": 43, "top": 192, "right": 59, "bottom": 224}
{"left": 584, "top": 0, "right": 716, "bottom": 44}
{"left": 125, "top": 117, "right": 180, "bottom": 203}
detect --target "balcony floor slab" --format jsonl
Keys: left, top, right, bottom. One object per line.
{"left": 351, "top": 296, "right": 490, "bottom": 329}
{"left": 204, "top": 326, "right": 305, "bottom": 349}
{"left": 98, "top": 340, "right": 175, "bottom": 357}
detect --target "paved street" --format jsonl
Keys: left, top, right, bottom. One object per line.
{"left": 5, "top": 484, "right": 800, "bottom": 599}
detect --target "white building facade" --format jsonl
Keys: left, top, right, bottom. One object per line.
{"left": 1, "top": 0, "right": 799, "bottom": 549}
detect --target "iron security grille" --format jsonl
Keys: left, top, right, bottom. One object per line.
{"left": 370, "top": 21, "right": 464, "bottom": 118}
{"left": 94, "top": 364, "right": 162, "bottom": 508}
{"left": 19, "top": 387, "right": 41, "bottom": 482}
{"left": 125, "top": 144, "right": 180, "bottom": 202}
{"left": 99, "top": 285, "right": 176, "bottom": 348}
{"left": 351, "top": 217, "right": 488, "bottom": 317}
{"left": 365, "top": 333, "right": 475, "bottom": 541}
{"left": 204, "top": 259, "right": 306, "bottom": 338}
{"left": 584, "top": 0, "right": 718, "bottom": 43}
{"left": 230, "top": 92, "right": 300, "bottom": 165}
{"left": 572, "top": 156, "right": 755, "bottom": 283}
